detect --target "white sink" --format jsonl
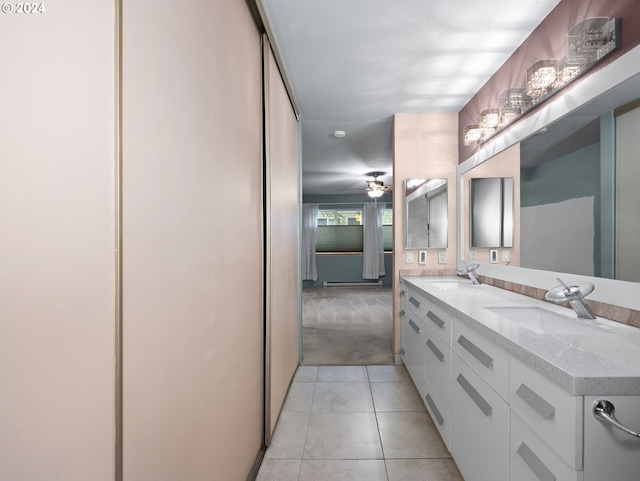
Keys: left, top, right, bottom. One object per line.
{"left": 485, "top": 306, "right": 600, "bottom": 335}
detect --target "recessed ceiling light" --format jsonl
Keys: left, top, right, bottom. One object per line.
{"left": 333, "top": 130, "right": 346, "bottom": 138}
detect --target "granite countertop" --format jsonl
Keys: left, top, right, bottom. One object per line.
{"left": 401, "top": 276, "right": 640, "bottom": 396}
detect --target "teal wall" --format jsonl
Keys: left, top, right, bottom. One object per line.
{"left": 303, "top": 254, "right": 394, "bottom": 288}
{"left": 303, "top": 193, "right": 394, "bottom": 288}
{"left": 520, "top": 142, "right": 603, "bottom": 275}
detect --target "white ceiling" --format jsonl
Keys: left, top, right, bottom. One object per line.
{"left": 260, "top": 0, "right": 562, "bottom": 195}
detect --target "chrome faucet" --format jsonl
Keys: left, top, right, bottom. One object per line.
{"left": 545, "top": 277, "right": 596, "bottom": 319}
{"left": 457, "top": 261, "right": 481, "bottom": 285}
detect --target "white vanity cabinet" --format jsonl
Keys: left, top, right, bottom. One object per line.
{"left": 509, "top": 357, "right": 583, "bottom": 470}
{"left": 451, "top": 352, "right": 511, "bottom": 481}
{"left": 399, "top": 277, "right": 640, "bottom": 481}
{"left": 401, "top": 282, "right": 453, "bottom": 446}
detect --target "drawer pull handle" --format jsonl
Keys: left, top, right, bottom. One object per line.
{"left": 456, "top": 373, "right": 492, "bottom": 417}
{"left": 400, "top": 289, "right": 406, "bottom": 296}
{"left": 400, "top": 348, "right": 406, "bottom": 356}
{"left": 426, "top": 339, "right": 445, "bottom": 363}
{"left": 408, "top": 319, "right": 421, "bottom": 334}
{"left": 516, "top": 383, "right": 555, "bottom": 420}
{"left": 409, "top": 296, "right": 421, "bottom": 309}
{"left": 457, "top": 335, "right": 494, "bottom": 368}
{"left": 427, "top": 310, "right": 445, "bottom": 329}
{"left": 425, "top": 393, "right": 444, "bottom": 426}
{"left": 593, "top": 399, "right": 640, "bottom": 439}
{"left": 400, "top": 310, "right": 406, "bottom": 317}
{"left": 517, "top": 442, "right": 556, "bottom": 481}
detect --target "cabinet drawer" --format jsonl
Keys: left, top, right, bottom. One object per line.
{"left": 423, "top": 332, "right": 451, "bottom": 407}
{"left": 451, "top": 353, "right": 510, "bottom": 481}
{"left": 406, "top": 287, "right": 452, "bottom": 345}
{"left": 400, "top": 310, "right": 426, "bottom": 397}
{"left": 511, "top": 413, "right": 582, "bottom": 481}
{"left": 510, "top": 357, "right": 583, "bottom": 470}
{"left": 423, "top": 377, "right": 450, "bottom": 449}
{"left": 452, "top": 318, "right": 509, "bottom": 400}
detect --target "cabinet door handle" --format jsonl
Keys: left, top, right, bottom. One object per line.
{"left": 425, "top": 393, "right": 444, "bottom": 426}
{"left": 427, "top": 310, "right": 445, "bottom": 329}
{"left": 426, "top": 339, "right": 445, "bottom": 363}
{"left": 456, "top": 373, "right": 492, "bottom": 417}
{"left": 400, "top": 289, "right": 406, "bottom": 297}
{"left": 516, "top": 383, "right": 555, "bottom": 420}
{"left": 593, "top": 399, "right": 640, "bottom": 439}
{"left": 408, "top": 319, "right": 421, "bottom": 334}
{"left": 517, "top": 442, "right": 556, "bottom": 481}
{"left": 409, "top": 296, "right": 421, "bottom": 309}
{"left": 457, "top": 335, "right": 494, "bottom": 368}
{"left": 400, "top": 310, "right": 406, "bottom": 317}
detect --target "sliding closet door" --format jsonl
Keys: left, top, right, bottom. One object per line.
{"left": 0, "top": 2, "right": 117, "bottom": 480}
{"left": 121, "top": 1, "right": 264, "bottom": 480}
{"left": 615, "top": 103, "right": 640, "bottom": 282}
{"left": 264, "top": 41, "right": 301, "bottom": 442}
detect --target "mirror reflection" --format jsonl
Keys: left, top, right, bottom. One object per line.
{"left": 470, "top": 177, "right": 514, "bottom": 248}
{"left": 466, "top": 72, "right": 640, "bottom": 281}
{"left": 405, "top": 178, "right": 448, "bottom": 249}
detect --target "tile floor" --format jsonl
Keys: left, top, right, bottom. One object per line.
{"left": 256, "top": 365, "right": 465, "bottom": 481}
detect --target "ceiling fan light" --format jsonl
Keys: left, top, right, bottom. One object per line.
{"left": 368, "top": 189, "right": 385, "bottom": 198}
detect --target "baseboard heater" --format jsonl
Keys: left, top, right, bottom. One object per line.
{"left": 322, "top": 280, "right": 383, "bottom": 287}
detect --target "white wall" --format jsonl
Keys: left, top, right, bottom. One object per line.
{"left": 0, "top": 2, "right": 117, "bottom": 480}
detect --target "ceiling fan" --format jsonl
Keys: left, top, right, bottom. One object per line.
{"left": 365, "top": 171, "right": 392, "bottom": 198}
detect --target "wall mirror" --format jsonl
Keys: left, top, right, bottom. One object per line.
{"left": 470, "top": 177, "right": 514, "bottom": 248}
{"left": 457, "top": 47, "right": 640, "bottom": 310}
{"left": 405, "top": 178, "right": 448, "bottom": 249}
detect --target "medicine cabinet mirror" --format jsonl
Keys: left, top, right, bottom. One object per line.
{"left": 470, "top": 177, "right": 514, "bottom": 248}
{"left": 405, "top": 178, "right": 448, "bottom": 249}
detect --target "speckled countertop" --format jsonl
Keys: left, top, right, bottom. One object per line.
{"left": 402, "top": 276, "right": 640, "bottom": 396}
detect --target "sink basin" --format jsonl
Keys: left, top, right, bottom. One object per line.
{"left": 428, "top": 282, "right": 478, "bottom": 290}
{"left": 485, "top": 306, "right": 600, "bottom": 335}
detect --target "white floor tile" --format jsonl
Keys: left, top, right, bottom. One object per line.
{"left": 317, "top": 366, "right": 368, "bottom": 383}
{"left": 303, "top": 412, "right": 383, "bottom": 460}
{"left": 371, "top": 381, "right": 426, "bottom": 412}
{"left": 256, "top": 459, "right": 301, "bottom": 481}
{"left": 311, "top": 382, "right": 373, "bottom": 412}
{"left": 265, "top": 411, "right": 310, "bottom": 460}
{"left": 299, "top": 460, "right": 388, "bottom": 481}
{"left": 377, "top": 411, "right": 451, "bottom": 459}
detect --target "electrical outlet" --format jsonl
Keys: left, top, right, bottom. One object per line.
{"left": 438, "top": 251, "right": 447, "bottom": 264}
{"left": 406, "top": 251, "right": 414, "bottom": 263}
{"left": 502, "top": 250, "right": 510, "bottom": 262}
{"left": 469, "top": 251, "right": 478, "bottom": 262}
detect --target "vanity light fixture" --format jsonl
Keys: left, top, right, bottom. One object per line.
{"left": 463, "top": 124, "right": 483, "bottom": 146}
{"left": 462, "top": 17, "right": 620, "bottom": 148}
{"left": 526, "top": 59, "right": 558, "bottom": 100}
{"left": 479, "top": 109, "right": 500, "bottom": 129}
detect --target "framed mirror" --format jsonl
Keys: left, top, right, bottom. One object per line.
{"left": 470, "top": 177, "right": 514, "bottom": 248}
{"left": 405, "top": 178, "right": 448, "bottom": 249}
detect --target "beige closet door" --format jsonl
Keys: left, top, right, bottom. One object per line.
{"left": 615, "top": 103, "right": 640, "bottom": 282}
{"left": 121, "top": 1, "right": 265, "bottom": 480}
{"left": 264, "top": 40, "right": 301, "bottom": 442}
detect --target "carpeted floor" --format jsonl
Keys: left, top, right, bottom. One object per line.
{"left": 301, "top": 287, "right": 394, "bottom": 365}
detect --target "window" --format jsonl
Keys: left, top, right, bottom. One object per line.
{"left": 315, "top": 206, "right": 393, "bottom": 252}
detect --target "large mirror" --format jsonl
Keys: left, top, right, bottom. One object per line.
{"left": 457, "top": 47, "right": 640, "bottom": 309}
{"left": 405, "top": 178, "right": 448, "bottom": 249}
{"left": 470, "top": 177, "right": 514, "bottom": 248}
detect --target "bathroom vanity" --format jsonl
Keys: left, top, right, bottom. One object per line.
{"left": 400, "top": 276, "right": 640, "bottom": 481}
